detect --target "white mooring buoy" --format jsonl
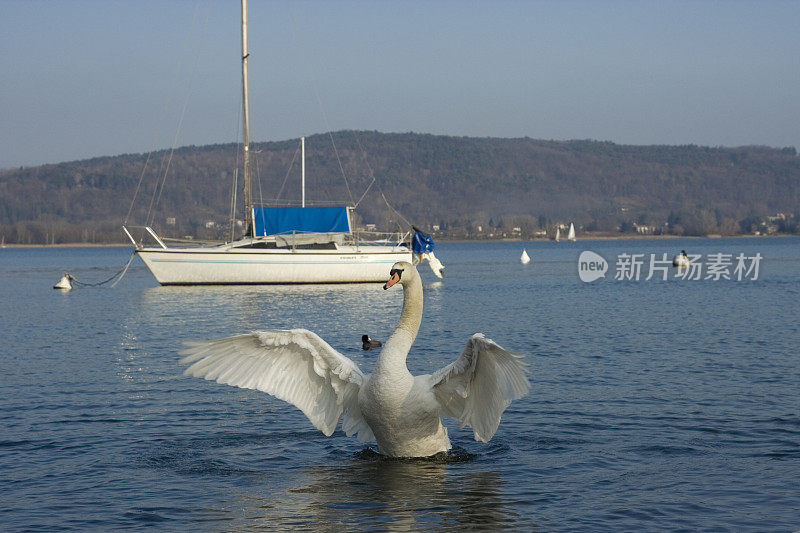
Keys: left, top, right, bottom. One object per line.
{"left": 54, "top": 273, "right": 73, "bottom": 290}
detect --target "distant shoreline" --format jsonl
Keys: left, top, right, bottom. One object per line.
{"left": 2, "top": 242, "right": 133, "bottom": 248}
{"left": 464, "top": 233, "right": 795, "bottom": 242}
{"left": 2, "top": 233, "right": 795, "bottom": 248}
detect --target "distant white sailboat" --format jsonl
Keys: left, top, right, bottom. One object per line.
{"left": 554, "top": 227, "right": 561, "bottom": 242}
{"left": 520, "top": 249, "right": 530, "bottom": 264}
{"left": 567, "top": 223, "right": 576, "bottom": 242}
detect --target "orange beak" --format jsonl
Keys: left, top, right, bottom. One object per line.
{"left": 383, "top": 272, "right": 400, "bottom": 290}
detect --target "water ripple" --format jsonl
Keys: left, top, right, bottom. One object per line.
{"left": 2, "top": 240, "right": 799, "bottom": 531}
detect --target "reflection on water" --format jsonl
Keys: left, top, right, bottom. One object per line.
{"left": 134, "top": 281, "right": 445, "bottom": 363}
{"left": 139, "top": 284, "right": 399, "bottom": 327}
{"left": 229, "top": 451, "right": 525, "bottom": 530}
{"left": 138, "top": 283, "right": 396, "bottom": 333}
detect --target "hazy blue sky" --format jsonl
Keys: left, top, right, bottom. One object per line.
{"left": 2, "top": 0, "right": 798, "bottom": 168}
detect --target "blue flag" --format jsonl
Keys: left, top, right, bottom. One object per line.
{"left": 412, "top": 230, "right": 435, "bottom": 254}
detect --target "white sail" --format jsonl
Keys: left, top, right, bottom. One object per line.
{"left": 555, "top": 228, "right": 560, "bottom": 242}
{"left": 567, "top": 223, "right": 576, "bottom": 241}
{"left": 520, "top": 249, "right": 530, "bottom": 264}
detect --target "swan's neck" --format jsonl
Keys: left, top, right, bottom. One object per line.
{"left": 376, "top": 275, "right": 422, "bottom": 373}
{"left": 397, "top": 275, "right": 422, "bottom": 341}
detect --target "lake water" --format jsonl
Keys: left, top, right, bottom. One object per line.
{"left": 1, "top": 238, "right": 799, "bottom": 531}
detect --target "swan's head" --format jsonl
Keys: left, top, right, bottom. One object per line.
{"left": 383, "top": 261, "right": 415, "bottom": 290}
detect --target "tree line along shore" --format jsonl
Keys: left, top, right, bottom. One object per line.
{"left": 2, "top": 131, "right": 798, "bottom": 245}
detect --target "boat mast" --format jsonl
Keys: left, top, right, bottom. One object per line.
{"left": 301, "top": 136, "right": 306, "bottom": 208}
{"left": 241, "top": 0, "right": 253, "bottom": 236}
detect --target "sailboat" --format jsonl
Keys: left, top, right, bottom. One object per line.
{"left": 554, "top": 227, "right": 560, "bottom": 242}
{"left": 567, "top": 222, "right": 576, "bottom": 242}
{"left": 520, "top": 249, "right": 530, "bottom": 264}
{"left": 123, "top": 1, "right": 413, "bottom": 285}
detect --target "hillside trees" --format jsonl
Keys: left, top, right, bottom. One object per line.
{"left": 1, "top": 132, "right": 798, "bottom": 243}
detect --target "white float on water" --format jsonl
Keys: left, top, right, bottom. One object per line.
{"left": 53, "top": 274, "right": 73, "bottom": 290}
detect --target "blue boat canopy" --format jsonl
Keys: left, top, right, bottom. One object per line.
{"left": 253, "top": 206, "right": 351, "bottom": 237}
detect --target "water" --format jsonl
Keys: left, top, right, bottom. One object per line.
{"left": 1, "top": 238, "right": 798, "bottom": 531}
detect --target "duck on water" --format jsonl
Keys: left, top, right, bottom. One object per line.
{"left": 181, "top": 262, "right": 530, "bottom": 458}
{"left": 362, "top": 335, "right": 382, "bottom": 350}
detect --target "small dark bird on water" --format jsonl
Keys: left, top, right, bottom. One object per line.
{"left": 362, "top": 335, "right": 382, "bottom": 350}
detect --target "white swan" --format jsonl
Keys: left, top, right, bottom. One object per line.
{"left": 673, "top": 250, "right": 690, "bottom": 267}
{"left": 180, "top": 261, "right": 530, "bottom": 458}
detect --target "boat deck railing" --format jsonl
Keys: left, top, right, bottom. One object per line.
{"left": 124, "top": 225, "right": 411, "bottom": 251}
{"left": 348, "top": 230, "right": 411, "bottom": 247}
{"left": 123, "top": 226, "right": 226, "bottom": 249}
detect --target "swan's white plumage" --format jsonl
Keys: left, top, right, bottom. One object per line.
{"left": 180, "top": 261, "right": 529, "bottom": 457}
{"left": 431, "top": 334, "right": 529, "bottom": 442}
{"left": 180, "top": 329, "right": 374, "bottom": 442}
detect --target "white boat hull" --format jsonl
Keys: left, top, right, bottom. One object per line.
{"left": 136, "top": 245, "right": 411, "bottom": 284}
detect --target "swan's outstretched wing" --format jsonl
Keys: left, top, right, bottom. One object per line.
{"left": 180, "top": 329, "right": 374, "bottom": 441}
{"left": 431, "top": 333, "right": 529, "bottom": 442}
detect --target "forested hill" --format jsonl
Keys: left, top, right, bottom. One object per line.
{"left": 1, "top": 131, "right": 798, "bottom": 244}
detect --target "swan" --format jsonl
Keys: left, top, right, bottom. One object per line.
{"left": 673, "top": 250, "right": 690, "bottom": 267}
{"left": 180, "top": 261, "right": 530, "bottom": 458}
